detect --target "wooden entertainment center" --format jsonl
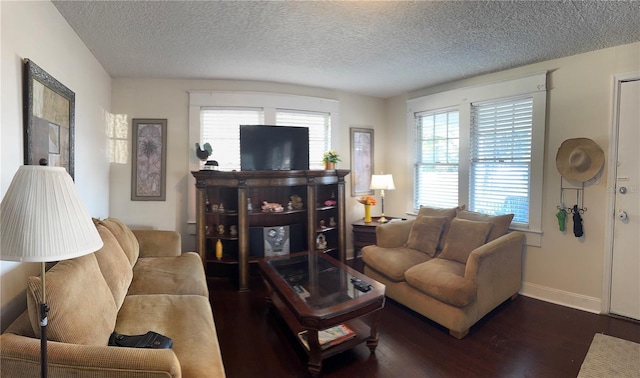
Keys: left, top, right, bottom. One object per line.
{"left": 192, "top": 169, "right": 350, "bottom": 291}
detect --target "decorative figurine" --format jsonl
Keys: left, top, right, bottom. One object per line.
{"left": 205, "top": 225, "right": 210, "bottom": 236}
{"left": 205, "top": 197, "right": 212, "bottom": 212}
{"left": 316, "top": 233, "right": 327, "bottom": 250}
{"left": 211, "top": 203, "right": 219, "bottom": 212}
{"left": 217, "top": 224, "right": 225, "bottom": 235}
{"left": 218, "top": 203, "right": 224, "bottom": 212}
{"left": 329, "top": 217, "right": 337, "bottom": 227}
{"left": 229, "top": 225, "right": 238, "bottom": 236}
{"left": 262, "top": 201, "right": 284, "bottom": 212}
{"left": 287, "top": 201, "right": 293, "bottom": 211}
{"left": 319, "top": 219, "right": 325, "bottom": 228}
{"left": 290, "top": 195, "right": 303, "bottom": 210}
{"left": 247, "top": 198, "right": 253, "bottom": 211}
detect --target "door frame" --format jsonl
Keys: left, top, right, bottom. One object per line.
{"left": 602, "top": 71, "right": 640, "bottom": 314}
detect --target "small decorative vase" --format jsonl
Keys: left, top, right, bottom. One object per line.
{"left": 324, "top": 162, "right": 336, "bottom": 170}
{"left": 364, "top": 204, "right": 372, "bottom": 223}
{"left": 216, "top": 239, "right": 223, "bottom": 260}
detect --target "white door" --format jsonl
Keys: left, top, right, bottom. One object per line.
{"left": 610, "top": 79, "right": 640, "bottom": 320}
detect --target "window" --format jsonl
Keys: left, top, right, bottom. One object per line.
{"left": 275, "top": 109, "right": 331, "bottom": 169}
{"left": 407, "top": 72, "right": 546, "bottom": 242}
{"left": 470, "top": 97, "right": 533, "bottom": 224}
{"left": 188, "top": 92, "right": 340, "bottom": 225}
{"left": 199, "top": 108, "right": 331, "bottom": 171}
{"left": 201, "top": 108, "right": 264, "bottom": 171}
{"left": 414, "top": 109, "right": 460, "bottom": 209}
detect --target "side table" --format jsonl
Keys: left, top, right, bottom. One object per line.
{"left": 352, "top": 216, "right": 406, "bottom": 256}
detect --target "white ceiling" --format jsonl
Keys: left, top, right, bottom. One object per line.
{"left": 53, "top": 1, "right": 640, "bottom": 99}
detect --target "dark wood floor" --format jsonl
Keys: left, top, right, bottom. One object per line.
{"left": 208, "top": 259, "right": 640, "bottom": 378}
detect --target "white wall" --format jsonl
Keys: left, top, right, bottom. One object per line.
{"left": 0, "top": 1, "right": 111, "bottom": 330}
{"left": 385, "top": 41, "right": 640, "bottom": 312}
{"left": 110, "top": 79, "right": 385, "bottom": 253}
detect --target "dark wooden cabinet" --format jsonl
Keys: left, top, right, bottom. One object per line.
{"left": 192, "top": 170, "right": 350, "bottom": 291}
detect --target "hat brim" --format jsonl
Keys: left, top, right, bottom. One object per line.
{"left": 556, "top": 138, "right": 604, "bottom": 182}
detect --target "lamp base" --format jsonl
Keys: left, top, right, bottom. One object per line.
{"left": 40, "top": 302, "right": 49, "bottom": 378}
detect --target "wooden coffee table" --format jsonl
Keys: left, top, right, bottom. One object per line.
{"left": 258, "top": 251, "right": 385, "bottom": 377}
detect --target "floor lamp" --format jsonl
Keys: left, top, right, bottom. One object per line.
{"left": 0, "top": 165, "right": 103, "bottom": 378}
{"left": 370, "top": 174, "right": 396, "bottom": 223}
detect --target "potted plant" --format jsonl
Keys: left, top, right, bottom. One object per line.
{"left": 322, "top": 150, "right": 341, "bottom": 170}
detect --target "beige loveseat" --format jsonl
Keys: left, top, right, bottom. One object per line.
{"left": 362, "top": 206, "right": 525, "bottom": 339}
{"left": 0, "top": 218, "right": 225, "bottom": 377}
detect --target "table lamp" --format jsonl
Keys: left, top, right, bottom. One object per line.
{"left": 370, "top": 174, "right": 396, "bottom": 223}
{"left": 0, "top": 165, "right": 103, "bottom": 378}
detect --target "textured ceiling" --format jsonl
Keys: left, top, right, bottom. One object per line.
{"left": 53, "top": 1, "right": 640, "bottom": 98}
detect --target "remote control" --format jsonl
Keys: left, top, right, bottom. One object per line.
{"left": 350, "top": 277, "right": 372, "bottom": 292}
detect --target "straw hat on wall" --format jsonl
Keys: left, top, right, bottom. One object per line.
{"left": 555, "top": 138, "right": 604, "bottom": 182}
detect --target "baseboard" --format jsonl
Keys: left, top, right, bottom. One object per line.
{"left": 521, "top": 282, "right": 601, "bottom": 314}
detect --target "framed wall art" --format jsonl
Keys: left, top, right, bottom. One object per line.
{"left": 350, "top": 127, "right": 374, "bottom": 197}
{"left": 131, "top": 119, "right": 167, "bottom": 201}
{"left": 23, "top": 59, "right": 75, "bottom": 179}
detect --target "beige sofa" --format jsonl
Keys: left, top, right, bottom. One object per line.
{"left": 362, "top": 206, "right": 525, "bottom": 339}
{"left": 0, "top": 218, "right": 225, "bottom": 377}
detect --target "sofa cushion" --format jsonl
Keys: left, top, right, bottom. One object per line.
{"left": 26, "top": 253, "right": 117, "bottom": 345}
{"left": 456, "top": 210, "right": 514, "bottom": 242}
{"left": 405, "top": 216, "right": 448, "bottom": 257}
{"left": 116, "top": 294, "right": 225, "bottom": 378}
{"left": 128, "top": 252, "right": 209, "bottom": 296}
{"left": 362, "top": 245, "right": 432, "bottom": 282}
{"left": 417, "top": 205, "right": 466, "bottom": 250}
{"left": 405, "top": 258, "right": 477, "bottom": 307}
{"left": 96, "top": 218, "right": 140, "bottom": 266}
{"left": 93, "top": 224, "right": 133, "bottom": 308}
{"left": 439, "top": 218, "right": 492, "bottom": 264}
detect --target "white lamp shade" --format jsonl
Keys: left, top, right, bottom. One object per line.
{"left": 370, "top": 174, "right": 396, "bottom": 191}
{"left": 0, "top": 166, "right": 103, "bottom": 262}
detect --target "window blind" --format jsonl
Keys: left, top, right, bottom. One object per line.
{"left": 470, "top": 97, "right": 532, "bottom": 224}
{"left": 275, "top": 109, "right": 331, "bottom": 170}
{"left": 201, "top": 108, "right": 331, "bottom": 171}
{"left": 414, "top": 110, "right": 460, "bottom": 209}
{"left": 201, "top": 108, "right": 264, "bottom": 171}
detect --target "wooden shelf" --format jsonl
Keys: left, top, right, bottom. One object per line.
{"left": 205, "top": 234, "right": 239, "bottom": 241}
{"left": 248, "top": 209, "right": 306, "bottom": 216}
{"left": 192, "top": 169, "right": 350, "bottom": 291}
{"left": 268, "top": 289, "right": 372, "bottom": 359}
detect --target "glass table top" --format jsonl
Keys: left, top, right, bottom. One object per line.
{"left": 267, "top": 253, "right": 373, "bottom": 309}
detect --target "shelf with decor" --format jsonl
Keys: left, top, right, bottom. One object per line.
{"left": 192, "top": 169, "right": 349, "bottom": 291}
{"left": 314, "top": 184, "right": 340, "bottom": 259}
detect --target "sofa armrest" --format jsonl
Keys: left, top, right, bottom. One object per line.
{"left": 132, "top": 230, "right": 181, "bottom": 258}
{"left": 465, "top": 232, "right": 525, "bottom": 315}
{"left": 0, "top": 333, "right": 181, "bottom": 377}
{"left": 375, "top": 220, "right": 415, "bottom": 248}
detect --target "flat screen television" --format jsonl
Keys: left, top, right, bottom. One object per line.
{"left": 240, "top": 125, "right": 309, "bottom": 171}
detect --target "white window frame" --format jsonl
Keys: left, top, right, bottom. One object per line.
{"left": 407, "top": 72, "right": 547, "bottom": 246}
{"left": 187, "top": 91, "right": 340, "bottom": 227}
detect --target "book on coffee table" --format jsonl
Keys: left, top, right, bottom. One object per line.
{"left": 297, "top": 324, "right": 356, "bottom": 351}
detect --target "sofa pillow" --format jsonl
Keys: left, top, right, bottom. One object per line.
{"left": 405, "top": 216, "right": 448, "bottom": 257}
{"left": 93, "top": 224, "right": 134, "bottom": 308}
{"left": 417, "top": 205, "right": 466, "bottom": 250}
{"left": 26, "top": 253, "right": 117, "bottom": 345}
{"left": 96, "top": 218, "right": 140, "bottom": 267}
{"left": 439, "top": 218, "right": 492, "bottom": 264}
{"left": 456, "top": 210, "right": 514, "bottom": 242}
